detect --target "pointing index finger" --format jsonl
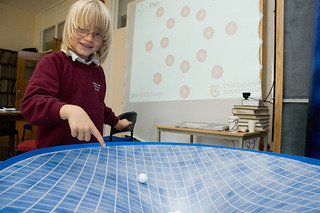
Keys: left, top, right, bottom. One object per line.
{"left": 91, "top": 127, "right": 106, "bottom": 148}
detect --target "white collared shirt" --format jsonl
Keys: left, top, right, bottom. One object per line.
{"left": 62, "top": 49, "right": 100, "bottom": 66}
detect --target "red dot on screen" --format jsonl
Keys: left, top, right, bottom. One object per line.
{"left": 167, "top": 18, "right": 175, "bottom": 29}
{"left": 203, "top": 27, "right": 214, "bottom": 39}
{"left": 226, "top": 22, "right": 237, "bottom": 35}
{"left": 166, "top": 55, "right": 175, "bottom": 66}
{"left": 145, "top": 41, "right": 153, "bottom": 51}
{"left": 161, "top": 37, "right": 169, "bottom": 48}
{"left": 153, "top": 73, "right": 162, "bottom": 84}
{"left": 196, "top": 9, "right": 206, "bottom": 21}
{"left": 156, "top": 7, "right": 164, "bottom": 17}
{"left": 180, "top": 60, "right": 190, "bottom": 73}
{"left": 181, "top": 6, "right": 190, "bottom": 17}
{"left": 196, "top": 49, "right": 207, "bottom": 62}
{"left": 180, "top": 85, "right": 190, "bottom": 99}
{"left": 211, "top": 65, "right": 223, "bottom": 79}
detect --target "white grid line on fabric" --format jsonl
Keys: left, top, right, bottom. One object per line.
{"left": 220, "top": 148, "right": 320, "bottom": 212}
{"left": 119, "top": 146, "right": 135, "bottom": 212}
{"left": 174, "top": 146, "right": 192, "bottom": 212}
{"left": 255, "top": 151, "right": 320, "bottom": 187}
{"left": 1, "top": 153, "right": 61, "bottom": 209}
{"left": 0, "top": 155, "right": 44, "bottom": 182}
{"left": 124, "top": 145, "right": 132, "bottom": 213}
{"left": 147, "top": 145, "right": 165, "bottom": 213}
{"left": 133, "top": 145, "right": 145, "bottom": 212}
{"left": 95, "top": 147, "right": 109, "bottom": 212}
{"left": 43, "top": 150, "right": 87, "bottom": 211}
{"left": 140, "top": 145, "right": 156, "bottom": 212}
{"left": 176, "top": 146, "right": 193, "bottom": 209}
{"left": 208, "top": 148, "right": 256, "bottom": 212}
{"left": 52, "top": 149, "right": 98, "bottom": 212}
{"left": 154, "top": 144, "right": 171, "bottom": 210}
{"left": 177, "top": 146, "right": 203, "bottom": 212}
{"left": 1, "top": 144, "right": 320, "bottom": 212}
{"left": 195, "top": 146, "right": 220, "bottom": 212}
{"left": 0, "top": 154, "right": 55, "bottom": 194}
{"left": 234, "top": 149, "right": 320, "bottom": 209}
{"left": 226, "top": 149, "right": 291, "bottom": 212}
{"left": 113, "top": 146, "right": 120, "bottom": 213}
{"left": 138, "top": 146, "right": 155, "bottom": 212}
{"left": 194, "top": 147, "right": 220, "bottom": 210}
{"left": 163, "top": 145, "right": 184, "bottom": 212}
{"left": 74, "top": 148, "right": 99, "bottom": 212}
{"left": 46, "top": 149, "right": 85, "bottom": 212}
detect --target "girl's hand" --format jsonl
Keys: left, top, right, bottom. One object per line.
{"left": 60, "top": 104, "right": 106, "bottom": 147}
{"left": 114, "top": 119, "right": 132, "bottom": 131}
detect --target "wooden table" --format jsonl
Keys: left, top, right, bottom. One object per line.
{"left": 156, "top": 125, "right": 269, "bottom": 151}
{"left": 0, "top": 110, "right": 25, "bottom": 121}
{"left": 0, "top": 110, "right": 27, "bottom": 157}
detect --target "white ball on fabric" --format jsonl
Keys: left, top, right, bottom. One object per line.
{"left": 138, "top": 173, "right": 147, "bottom": 183}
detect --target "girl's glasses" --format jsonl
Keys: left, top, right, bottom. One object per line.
{"left": 75, "top": 27, "right": 104, "bottom": 42}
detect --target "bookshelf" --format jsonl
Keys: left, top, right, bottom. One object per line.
{"left": 0, "top": 49, "right": 18, "bottom": 131}
{"left": 0, "top": 49, "right": 17, "bottom": 108}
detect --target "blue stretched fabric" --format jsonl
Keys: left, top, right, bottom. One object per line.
{"left": 306, "top": 0, "right": 320, "bottom": 159}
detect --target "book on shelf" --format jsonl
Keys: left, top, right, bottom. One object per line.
{"left": 238, "top": 118, "right": 269, "bottom": 124}
{"left": 0, "top": 50, "right": 17, "bottom": 66}
{"left": 235, "top": 114, "right": 270, "bottom": 120}
{"left": 238, "top": 122, "right": 269, "bottom": 127}
{"left": 239, "top": 125, "right": 269, "bottom": 132}
{"left": 241, "top": 99, "right": 264, "bottom": 106}
{"left": 233, "top": 105, "right": 268, "bottom": 110}
{"left": 232, "top": 108, "right": 269, "bottom": 115}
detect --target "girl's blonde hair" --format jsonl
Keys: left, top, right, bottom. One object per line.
{"left": 61, "top": 0, "right": 112, "bottom": 64}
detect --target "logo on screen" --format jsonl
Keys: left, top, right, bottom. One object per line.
{"left": 210, "top": 85, "right": 219, "bottom": 97}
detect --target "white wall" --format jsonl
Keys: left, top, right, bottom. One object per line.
{"left": 103, "top": 28, "right": 127, "bottom": 136}
{"left": 0, "top": 3, "right": 38, "bottom": 51}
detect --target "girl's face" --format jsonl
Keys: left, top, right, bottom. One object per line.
{"left": 70, "top": 27, "right": 103, "bottom": 62}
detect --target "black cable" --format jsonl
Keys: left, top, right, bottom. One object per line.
{"left": 264, "top": 81, "right": 275, "bottom": 103}
{"left": 245, "top": 81, "right": 275, "bottom": 105}
{"left": 271, "top": 0, "right": 278, "bottom": 143}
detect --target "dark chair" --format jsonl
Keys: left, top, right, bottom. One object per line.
{"left": 103, "top": 111, "right": 137, "bottom": 142}
{"left": 0, "top": 128, "right": 19, "bottom": 156}
{"left": 21, "top": 123, "right": 32, "bottom": 142}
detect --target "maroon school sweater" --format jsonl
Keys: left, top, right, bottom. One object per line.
{"left": 20, "top": 51, "right": 119, "bottom": 148}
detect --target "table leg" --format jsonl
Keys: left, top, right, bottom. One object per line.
{"left": 263, "top": 132, "right": 268, "bottom": 151}
{"left": 9, "top": 134, "right": 15, "bottom": 157}
{"left": 239, "top": 137, "right": 243, "bottom": 149}
{"left": 190, "top": 135, "right": 194, "bottom": 143}
{"left": 157, "top": 129, "right": 161, "bottom": 142}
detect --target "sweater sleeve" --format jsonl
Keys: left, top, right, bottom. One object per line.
{"left": 20, "top": 53, "right": 66, "bottom": 126}
{"left": 103, "top": 105, "right": 119, "bottom": 127}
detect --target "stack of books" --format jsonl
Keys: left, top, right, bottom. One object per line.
{"left": 241, "top": 99, "right": 264, "bottom": 106}
{"left": 232, "top": 105, "right": 270, "bottom": 132}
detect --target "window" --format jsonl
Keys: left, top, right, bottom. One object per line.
{"left": 40, "top": 0, "right": 76, "bottom": 52}
{"left": 57, "top": 22, "right": 65, "bottom": 39}
{"left": 118, "top": 0, "right": 135, "bottom": 28}
{"left": 42, "top": 26, "right": 55, "bottom": 52}
{"left": 108, "top": 0, "right": 135, "bottom": 29}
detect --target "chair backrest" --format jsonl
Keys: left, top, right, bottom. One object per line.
{"left": 109, "top": 111, "right": 137, "bottom": 142}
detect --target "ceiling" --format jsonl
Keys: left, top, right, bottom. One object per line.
{"left": 0, "top": 0, "right": 64, "bottom": 14}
